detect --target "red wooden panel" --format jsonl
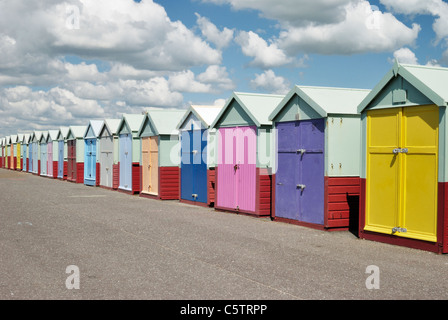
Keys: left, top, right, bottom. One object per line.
{"left": 76, "top": 163, "right": 84, "bottom": 183}
{"left": 113, "top": 163, "right": 119, "bottom": 190}
{"left": 38, "top": 160, "right": 41, "bottom": 176}
{"left": 325, "top": 176, "right": 361, "bottom": 230}
{"left": 159, "top": 167, "right": 180, "bottom": 200}
{"left": 257, "top": 173, "right": 272, "bottom": 216}
{"left": 131, "top": 163, "right": 141, "bottom": 194}
{"left": 63, "top": 161, "right": 68, "bottom": 180}
{"left": 53, "top": 161, "right": 58, "bottom": 178}
{"left": 96, "top": 162, "right": 100, "bottom": 186}
{"left": 207, "top": 168, "right": 216, "bottom": 206}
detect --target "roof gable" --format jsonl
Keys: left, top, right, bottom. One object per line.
{"left": 211, "top": 92, "right": 284, "bottom": 129}
{"left": 358, "top": 61, "right": 448, "bottom": 113}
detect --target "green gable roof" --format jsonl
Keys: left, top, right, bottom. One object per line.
{"left": 358, "top": 61, "right": 448, "bottom": 113}
{"left": 176, "top": 105, "right": 223, "bottom": 130}
{"left": 210, "top": 92, "right": 285, "bottom": 129}
{"left": 139, "top": 109, "right": 186, "bottom": 136}
{"left": 270, "top": 85, "right": 370, "bottom": 121}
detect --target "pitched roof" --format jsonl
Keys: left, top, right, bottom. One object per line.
{"left": 358, "top": 61, "right": 448, "bottom": 112}
{"left": 68, "top": 126, "right": 87, "bottom": 139}
{"left": 101, "top": 119, "right": 121, "bottom": 136}
{"left": 210, "top": 92, "right": 285, "bottom": 128}
{"left": 47, "top": 130, "right": 59, "bottom": 142}
{"left": 176, "top": 105, "right": 223, "bottom": 130}
{"left": 140, "top": 109, "right": 186, "bottom": 136}
{"left": 84, "top": 120, "right": 104, "bottom": 138}
{"left": 118, "top": 114, "right": 145, "bottom": 134}
{"left": 270, "top": 85, "right": 370, "bottom": 120}
{"left": 57, "top": 126, "right": 70, "bottom": 140}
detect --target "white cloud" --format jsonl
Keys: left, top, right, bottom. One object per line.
{"left": 200, "top": 0, "right": 354, "bottom": 26}
{"left": 277, "top": 1, "right": 420, "bottom": 55}
{"left": 235, "top": 31, "right": 293, "bottom": 68}
{"left": 168, "top": 70, "right": 212, "bottom": 93}
{"left": 249, "top": 70, "right": 290, "bottom": 94}
{"left": 197, "top": 65, "right": 235, "bottom": 91}
{"left": 195, "top": 13, "right": 234, "bottom": 49}
{"left": 392, "top": 48, "right": 419, "bottom": 65}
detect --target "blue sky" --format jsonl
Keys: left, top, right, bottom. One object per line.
{"left": 0, "top": 0, "right": 447, "bottom": 137}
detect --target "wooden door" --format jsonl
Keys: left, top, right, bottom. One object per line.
{"left": 149, "top": 136, "right": 159, "bottom": 194}
{"left": 365, "top": 105, "right": 438, "bottom": 242}
{"left": 141, "top": 137, "right": 151, "bottom": 194}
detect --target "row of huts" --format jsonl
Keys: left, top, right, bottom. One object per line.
{"left": 1, "top": 61, "right": 448, "bottom": 254}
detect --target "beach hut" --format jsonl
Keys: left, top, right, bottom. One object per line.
{"left": 10, "top": 135, "right": 18, "bottom": 170}
{"left": 83, "top": 120, "right": 104, "bottom": 186}
{"left": 117, "top": 114, "right": 145, "bottom": 194}
{"left": 5, "top": 136, "right": 11, "bottom": 170}
{"left": 268, "top": 86, "right": 370, "bottom": 230}
{"left": 21, "top": 134, "right": 30, "bottom": 172}
{"left": 0, "top": 138, "right": 4, "bottom": 169}
{"left": 15, "top": 134, "right": 24, "bottom": 171}
{"left": 66, "top": 126, "right": 87, "bottom": 183}
{"left": 138, "top": 109, "right": 185, "bottom": 200}
{"left": 30, "top": 131, "right": 43, "bottom": 175}
{"left": 39, "top": 131, "right": 49, "bottom": 177}
{"left": 176, "top": 105, "right": 223, "bottom": 206}
{"left": 357, "top": 61, "right": 448, "bottom": 254}
{"left": 209, "top": 92, "right": 285, "bottom": 217}
{"left": 57, "top": 127, "right": 70, "bottom": 180}
{"left": 47, "top": 130, "right": 59, "bottom": 179}
{"left": 98, "top": 119, "right": 121, "bottom": 190}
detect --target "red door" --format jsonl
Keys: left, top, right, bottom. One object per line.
{"left": 67, "top": 140, "right": 76, "bottom": 181}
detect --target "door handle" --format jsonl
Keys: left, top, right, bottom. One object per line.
{"left": 297, "top": 184, "right": 306, "bottom": 189}
{"left": 393, "top": 148, "right": 408, "bottom": 154}
{"left": 297, "top": 149, "right": 306, "bottom": 155}
{"left": 277, "top": 182, "right": 283, "bottom": 185}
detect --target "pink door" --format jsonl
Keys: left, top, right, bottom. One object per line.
{"left": 217, "top": 126, "right": 256, "bottom": 212}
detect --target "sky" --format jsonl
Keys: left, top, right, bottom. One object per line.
{"left": 0, "top": 0, "right": 447, "bottom": 137}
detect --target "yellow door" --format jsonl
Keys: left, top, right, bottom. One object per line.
{"left": 366, "top": 105, "right": 438, "bottom": 242}
{"left": 17, "top": 143, "right": 21, "bottom": 170}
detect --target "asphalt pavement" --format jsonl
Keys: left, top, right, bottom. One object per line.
{"left": 1, "top": 168, "right": 448, "bottom": 302}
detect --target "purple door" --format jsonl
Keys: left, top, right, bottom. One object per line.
{"left": 275, "top": 119, "right": 325, "bottom": 224}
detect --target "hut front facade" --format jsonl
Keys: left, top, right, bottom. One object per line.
{"left": 47, "top": 130, "right": 59, "bottom": 178}
{"left": 39, "top": 132, "right": 49, "bottom": 177}
{"left": 84, "top": 120, "right": 104, "bottom": 186}
{"left": 357, "top": 61, "right": 448, "bottom": 254}
{"left": 117, "top": 114, "right": 145, "bottom": 194}
{"left": 57, "top": 127, "right": 69, "bottom": 180}
{"left": 177, "top": 105, "right": 223, "bottom": 206}
{"left": 67, "top": 126, "right": 87, "bottom": 183}
{"left": 210, "top": 92, "right": 285, "bottom": 217}
{"left": 98, "top": 119, "right": 121, "bottom": 190}
{"left": 138, "top": 110, "right": 185, "bottom": 200}
{"left": 268, "top": 86, "right": 370, "bottom": 230}
{"left": 31, "top": 131, "right": 43, "bottom": 175}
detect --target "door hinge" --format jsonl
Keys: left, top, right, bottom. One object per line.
{"left": 392, "top": 227, "right": 407, "bottom": 233}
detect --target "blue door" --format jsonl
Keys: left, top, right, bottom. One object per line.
{"left": 181, "top": 128, "right": 207, "bottom": 204}
{"left": 119, "top": 134, "right": 132, "bottom": 191}
{"left": 84, "top": 138, "right": 97, "bottom": 186}
{"left": 58, "top": 140, "right": 64, "bottom": 178}
{"left": 28, "top": 143, "right": 33, "bottom": 173}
